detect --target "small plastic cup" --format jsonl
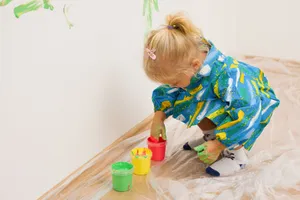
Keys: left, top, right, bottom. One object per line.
{"left": 111, "top": 162, "right": 133, "bottom": 192}
{"left": 147, "top": 136, "right": 167, "bottom": 161}
{"left": 130, "top": 147, "right": 152, "bottom": 175}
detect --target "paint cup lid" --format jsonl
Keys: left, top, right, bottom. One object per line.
{"left": 111, "top": 162, "right": 134, "bottom": 176}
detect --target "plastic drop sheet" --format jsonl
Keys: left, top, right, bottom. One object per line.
{"left": 42, "top": 57, "right": 300, "bottom": 200}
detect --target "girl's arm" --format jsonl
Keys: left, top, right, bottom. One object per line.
{"left": 150, "top": 85, "right": 180, "bottom": 140}
{"left": 152, "top": 85, "right": 181, "bottom": 118}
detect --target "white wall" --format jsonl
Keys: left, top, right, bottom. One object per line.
{"left": 0, "top": 10, "right": 3, "bottom": 82}
{"left": 236, "top": 0, "right": 300, "bottom": 60}
{"left": 1, "top": 0, "right": 300, "bottom": 199}
{"left": 0, "top": 0, "right": 156, "bottom": 199}
{"left": 154, "top": 0, "right": 238, "bottom": 55}
{"left": 156, "top": 0, "right": 300, "bottom": 60}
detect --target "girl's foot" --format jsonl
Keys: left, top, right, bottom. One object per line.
{"left": 205, "top": 147, "right": 248, "bottom": 176}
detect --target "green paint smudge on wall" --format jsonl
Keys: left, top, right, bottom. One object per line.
{"left": 14, "top": 0, "right": 53, "bottom": 18}
{"left": 143, "top": 0, "right": 159, "bottom": 38}
{"left": 2, "top": 0, "right": 159, "bottom": 31}
{"left": 43, "top": 0, "right": 53, "bottom": 10}
{"left": 63, "top": 4, "right": 74, "bottom": 29}
{"left": 0, "top": 0, "right": 13, "bottom": 6}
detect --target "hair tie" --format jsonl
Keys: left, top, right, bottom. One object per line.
{"left": 167, "top": 24, "right": 177, "bottom": 30}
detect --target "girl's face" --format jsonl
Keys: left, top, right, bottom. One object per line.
{"left": 168, "top": 72, "right": 194, "bottom": 89}
{"left": 161, "top": 52, "right": 206, "bottom": 89}
{"left": 167, "top": 58, "right": 202, "bottom": 89}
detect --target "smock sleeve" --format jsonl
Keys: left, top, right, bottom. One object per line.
{"left": 152, "top": 85, "right": 181, "bottom": 118}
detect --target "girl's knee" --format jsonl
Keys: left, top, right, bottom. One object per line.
{"left": 198, "top": 118, "right": 216, "bottom": 131}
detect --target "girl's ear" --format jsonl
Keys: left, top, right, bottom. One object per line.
{"left": 191, "top": 59, "right": 201, "bottom": 71}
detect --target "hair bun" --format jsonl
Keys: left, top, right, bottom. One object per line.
{"left": 166, "top": 12, "right": 202, "bottom": 36}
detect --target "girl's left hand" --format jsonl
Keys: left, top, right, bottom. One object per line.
{"left": 194, "top": 140, "right": 226, "bottom": 164}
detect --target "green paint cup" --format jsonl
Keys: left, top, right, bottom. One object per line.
{"left": 111, "top": 162, "right": 133, "bottom": 192}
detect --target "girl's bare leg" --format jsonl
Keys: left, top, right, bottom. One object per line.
{"left": 197, "top": 117, "right": 216, "bottom": 131}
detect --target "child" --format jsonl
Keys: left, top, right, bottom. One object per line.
{"left": 143, "top": 12, "right": 280, "bottom": 177}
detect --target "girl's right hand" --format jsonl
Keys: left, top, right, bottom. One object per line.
{"left": 150, "top": 111, "right": 167, "bottom": 141}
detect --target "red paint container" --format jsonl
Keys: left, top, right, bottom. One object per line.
{"left": 147, "top": 136, "right": 166, "bottom": 161}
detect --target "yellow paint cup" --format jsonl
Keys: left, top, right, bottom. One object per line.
{"left": 130, "top": 147, "right": 152, "bottom": 175}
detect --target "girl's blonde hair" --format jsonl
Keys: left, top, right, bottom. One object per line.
{"left": 143, "top": 12, "right": 209, "bottom": 84}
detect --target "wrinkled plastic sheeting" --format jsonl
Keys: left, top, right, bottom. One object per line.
{"left": 147, "top": 122, "right": 300, "bottom": 200}
{"left": 43, "top": 57, "right": 300, "bottom": 200}
{"left": 146, "top": 57, "right": 300, "bottom": 200}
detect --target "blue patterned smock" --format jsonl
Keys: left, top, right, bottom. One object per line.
{"left": 152, "top": 41, "right": 280, "bottom": 150}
